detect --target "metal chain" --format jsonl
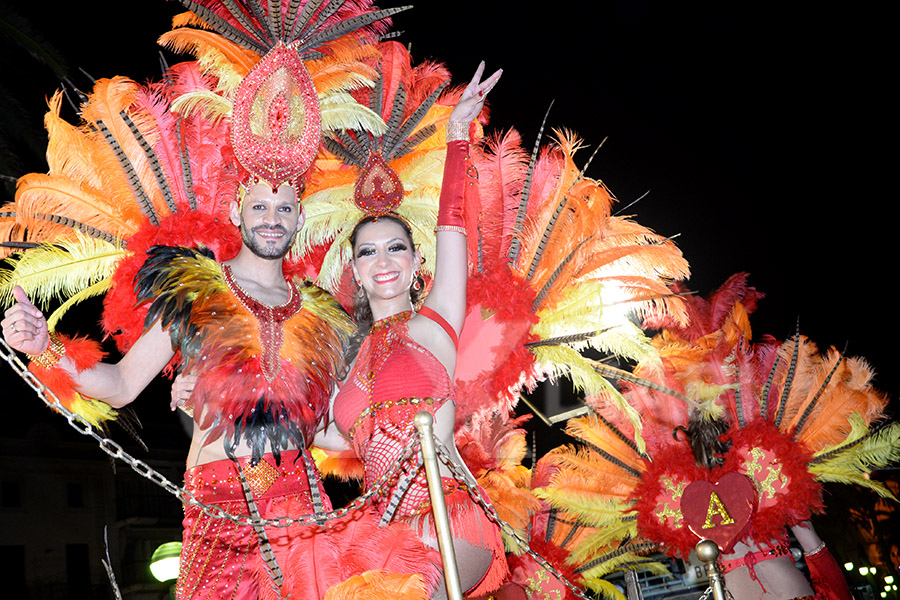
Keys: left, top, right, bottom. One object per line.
{"left": 5, "top": 337, "right": 593, "bottom": 597}
{"left": 697, "top": 578, "right": 736, "bottom": 600}
{"left": 1, "top": 338, "right": 420, "bottom": 528}
{"left": 431, "top": 437, "right": 592, "bottom": 599}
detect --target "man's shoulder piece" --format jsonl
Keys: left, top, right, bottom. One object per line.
{"left": 135, "top": 245, "right": 226, "bottom": 340}
{"left": 293, "top": 278, "right": 355, "bottom": 338}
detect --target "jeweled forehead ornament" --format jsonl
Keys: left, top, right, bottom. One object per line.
{"left": 232, "top": 41, "right": 319, "bottom": 195}
{"left": 353, "top": 151, "right": 404, "bottom": 216}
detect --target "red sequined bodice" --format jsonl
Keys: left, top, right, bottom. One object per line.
{"left": 333, "top": 312, "right": 454, "bottom": 516}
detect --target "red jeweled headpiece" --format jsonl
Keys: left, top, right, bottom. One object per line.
{"left": 353, "top": 151, "right": 404, "bottom": 215}
{"left": 231, "top": 42, "right": 321, "bottom": 191}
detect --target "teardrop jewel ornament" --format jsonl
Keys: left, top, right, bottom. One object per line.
{"left": 353, "top": 151, "right": 404, "bottom": 215}
{"left": 231, "top": 41, "right": 321, "bottom": 188}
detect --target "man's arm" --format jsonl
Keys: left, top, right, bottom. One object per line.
{"left": 71, "top": 319, "right": 175, "bottom": 407}
{"left": 3, "top": 285, "right": 175, "bottom": 408}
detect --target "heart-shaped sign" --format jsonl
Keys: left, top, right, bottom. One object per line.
{"left": 680, "top": 472, "right": 756, "bottom": 553}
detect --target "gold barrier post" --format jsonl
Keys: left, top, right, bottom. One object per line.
{"left": 414, "top": 411, "right": 463, "bottom": 600}
{"left": 695, "top": 539, "right": 727, "bottom": 600}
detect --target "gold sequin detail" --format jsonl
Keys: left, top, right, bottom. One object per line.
{"left": 243, "top": 460, "right": 279, "bottom": 497}
{"left": 348, "top": 396, "right": 438, "bottom": 439}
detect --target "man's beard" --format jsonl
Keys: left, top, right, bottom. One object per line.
{"left": 241, "top": 224, "right": 293, "bottom": 259}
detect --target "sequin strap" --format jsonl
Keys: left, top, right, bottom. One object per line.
{"left": 237, "top": 465, "right": 284, "bottom": 593}
{"left": 417, "top": 306, "right": 458, "bottom": 350}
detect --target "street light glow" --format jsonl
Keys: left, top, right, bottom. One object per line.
{"left": 886, "top": 576, "right": 895, "bottom": 584}
{"left": 861, "top": 567, "right": 870, "bottom": 576}
{"left": 150, "top": 541, "right": 183, "bottom": 583}
{"left": 845, "top": 562, "right": 855, "bottom": 571}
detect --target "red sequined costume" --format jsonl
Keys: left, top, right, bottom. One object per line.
{"left": 134, "top": 245, "right": 359, "bottom": 599}
{"left": 332, "top": 311, "right": 508, "bottom": 596}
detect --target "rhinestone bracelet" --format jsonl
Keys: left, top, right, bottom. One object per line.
{"left": 27, "top": 332, "right": 66, "bottom": 369}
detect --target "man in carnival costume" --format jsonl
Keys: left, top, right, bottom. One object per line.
{"left": 3, "top": 180, "right": 354, "bottom": 597}
{"left": 0, "top": 0, "right": 443, "bottom": 597}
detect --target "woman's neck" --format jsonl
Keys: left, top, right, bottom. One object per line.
{"left": 368, "top": 297, "right": 414, "bottom": 322}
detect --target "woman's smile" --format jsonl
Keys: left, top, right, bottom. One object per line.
{"left": 373, "top": 271, "right": 400, "bottom": 284}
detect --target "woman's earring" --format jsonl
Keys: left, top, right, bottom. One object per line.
{"left": 412, "top": 271, "right": 422, "bottom": 291}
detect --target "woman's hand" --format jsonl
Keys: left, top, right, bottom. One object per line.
{"left": 448, "top": 60, "right": 502, "bottom": 125}
{"left": 171, "top": 371, "right": 198, "bottom": 411}
{"left": 1, "top": 286, "right": 50, "bottom": 356}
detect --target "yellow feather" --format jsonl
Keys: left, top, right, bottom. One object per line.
{"left": 581, "top": 556, "right": 669, "bottom": 589}
{"left": 583, "top": 576, "right": 628, "bottom": 600}
{"left": 170, "top": 91, "right": 233, "bottom": 123}
{"left": 533, "top": 346, "right": 646, "bottom": 451}
{"left": 809, "top": 417, "right": 900, "bottom": 499}
{"left": 319, "top": 93, "right": 386, "bottom": 137}
{"left": 47, "top": 279, "right": 112, "bottom": 330}
{"left": 67, "top": 396, "right": 119, "bottom": 428}
{"left": 0, "top": 233, "right": 126, "bottom": 311}
{"left": 309, "top": 227, "right": 357, "bottom": 293}
{"left": 294, "top": 188, "right": 359, "bottom": 260}
{"left": 566, "top": 522, "right": 642, "bottom": 563}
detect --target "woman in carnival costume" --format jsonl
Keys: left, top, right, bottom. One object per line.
{"left": 315, "top": 56, "right": 509, "bottom": 597}
{"left": 291, "top": 29, "right": 691, "bottom": 595}
{"left": 533, "top": 274, "right": 898, "bottom": 600}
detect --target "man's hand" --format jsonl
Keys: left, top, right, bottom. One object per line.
{"left": 1, "top": 286, "right": 50, "bottom": 356}
{"left": 171, "top": 371, "right": 198, "bottom": 411}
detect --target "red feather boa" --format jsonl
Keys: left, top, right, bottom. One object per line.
{"left": 455, "top": 267, "right": 540, "bottom": 419}
{"left": 27, "top": 334, "right": 111, "bottom": 426}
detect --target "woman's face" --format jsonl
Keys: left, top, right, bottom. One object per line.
{"left": 351, "top": 218, "right": 420, "bottom": 306}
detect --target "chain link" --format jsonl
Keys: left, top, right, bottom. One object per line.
{"left": 696, "top": 576, "right": 735, "bottom": 600}
{"left": 432, "top": 437, "right": 592, "bottom": 599}
{"left": 2, "top": 338, "right": 420, "bottom": 528}
{"left": 5, "top": 338, "right": 592, "bottom": 596}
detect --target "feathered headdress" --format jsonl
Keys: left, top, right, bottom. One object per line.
{"left": 160, "top": 0, "right": 406, "bottom": 189}
{"left": 0, "top": 1, "right": 407, "bottom": 424}
{"left": 295, "top": 40, "right": 458, "bottom": 292}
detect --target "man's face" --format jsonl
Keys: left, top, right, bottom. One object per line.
{"left": 231, "top": 183, "right": 303, "bottom": 260}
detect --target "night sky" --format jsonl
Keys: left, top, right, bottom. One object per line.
{"left": 2, "top": 2, "right": 895, "bottom": 428}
